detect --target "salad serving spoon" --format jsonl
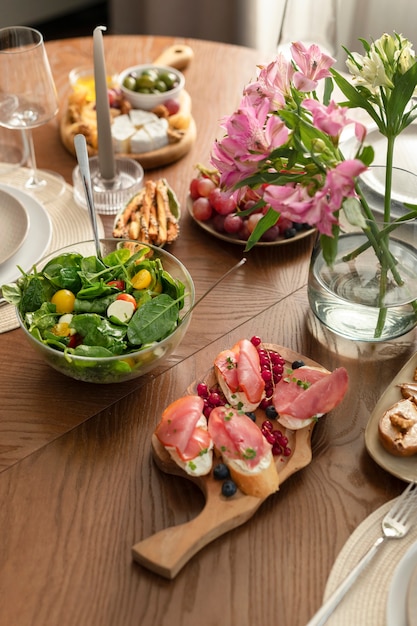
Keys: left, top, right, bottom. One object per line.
{"left": 74, "top": 133, "right": 103, "bottom": 260}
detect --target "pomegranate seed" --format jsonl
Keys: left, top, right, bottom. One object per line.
{"left": 261, "top": 370, "right": 272, "bottom": 382}
{"left": 251, "top": 335, "right": 262, "bottom": 347}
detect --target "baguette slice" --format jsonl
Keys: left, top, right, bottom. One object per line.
{"left": 208, "top": 405, "right": 279, "bottom": 498}
{"left": 226, "top": 453, "right": 279, "bottom": 499}
{"left": 378, "top": 398, "right": 417, "bottom": 457}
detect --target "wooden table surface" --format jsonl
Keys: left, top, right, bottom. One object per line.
{"left": 0, "top": 35, "right": 416, "bottom": 626}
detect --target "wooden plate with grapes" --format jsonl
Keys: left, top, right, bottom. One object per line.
{"left": 132, "top": 342, "right": 328, "bottom": 579}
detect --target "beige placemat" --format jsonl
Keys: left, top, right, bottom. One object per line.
{"left": 320, "top": 497, "right": 417, "bottom": 626}
{"left": 0, "top": 168, "right": 105, "bottom": 334}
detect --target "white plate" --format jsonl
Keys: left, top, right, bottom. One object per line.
{"left": 0, "top": 189, "right": 30, "bottom": 265}
{"left": 387, "top": 540, "right": 417, "bottom": 626}
{"left": 341, "top": 124, "right": 417, "bottom": 206}
{"left": 0, "top": 184, "right": 52, "bottom": 285}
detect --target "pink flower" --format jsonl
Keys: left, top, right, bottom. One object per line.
{"left": 303, "top": 98, "right": 367, "bottom": 141}
{"left": 244, "top": 54, "right": 295, "bottom": 111}
{"left": 263, "top": 183, "right": 338, "bottom": 237}
{"left": 325, "top": 160, "right": 368, "bottom": 208}
{"left": 211, "top": 98, "right": 289, "bottom": 188}
{"left": 291, "top": 42, "right": 335, "bottom": 91}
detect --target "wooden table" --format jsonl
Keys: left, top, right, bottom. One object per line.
{"left": 0, "top": 35, "right": 416, "bottom": 626}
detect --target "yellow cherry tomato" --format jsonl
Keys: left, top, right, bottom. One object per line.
{"left": 51, "top": 322, "right": 71, "bottom": 337}
{"left": 131, "top": 269, "right": 152, "bottom": 290}
{"left": 51, "top": 289, "right": 76, "bottom": 314}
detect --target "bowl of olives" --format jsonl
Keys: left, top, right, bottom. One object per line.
{"left": 119, "top": 64, "right": 185, "bottom": 110}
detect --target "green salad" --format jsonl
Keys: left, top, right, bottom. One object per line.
{"left": 2, "top": 244, "right": 187, "bottom": 368}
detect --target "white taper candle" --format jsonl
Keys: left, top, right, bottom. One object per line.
{"left": 93, "top": 25, "right": 116, "bottom": 180}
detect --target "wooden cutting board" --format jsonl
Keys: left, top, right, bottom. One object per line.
{"left": 59, "top": 44, "right": 196, "bottom": 170}
{"left": 132, "top": 345, "right": 327, "bottom": 579}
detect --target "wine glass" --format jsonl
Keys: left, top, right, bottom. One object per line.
{"left": 0, "top": 26, "right": 65, "bottom": 202}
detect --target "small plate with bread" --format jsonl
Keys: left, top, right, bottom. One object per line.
{"left": 365, "top": 352, "right": 417, "bottom": 482}
{"left": 112, "top": 177, "right": 180, "bottom": 246}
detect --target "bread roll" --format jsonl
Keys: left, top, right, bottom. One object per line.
{"left": 378, "top": 398, "right": 417, "bottom": 457}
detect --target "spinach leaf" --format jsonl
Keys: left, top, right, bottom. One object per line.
{"left": 74, "top": 293, "right": 117, "bottom": 314}
{"left": 71, "top": 314, "right": 127, "bottom": 355}
{"left": 42, "top": 253, "right": 83, "bottom": 292}
{"left": 20, "top": 276, "right": 53, "bottom": 314}
{"left": 127, "top": 294, "right": 179, "bottom": 345}
{"left": 25, "top": 302, "right": 57, "bottom": 331}
{"left": 76, "top": 280, "right": 116, "bottom": 300}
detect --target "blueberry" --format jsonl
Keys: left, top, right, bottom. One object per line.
{"left": 284, "top": 227, "right": 297, "bottom": 239}
{"left": 291, "top": 359, "right": 305, "bottom": 369}
{"left": 213, "top": 463, "right": 230, "bottom": 480}
{"left": 245, "top": 411, "right": 257, "bottom": 422}
{"left": 265, "top": 405, "right": 278, "bottom": 419}
{"left": 222, "top": 479, "right": 237, "bottom": 497}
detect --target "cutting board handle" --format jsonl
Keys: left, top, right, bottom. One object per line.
{"left": 153, "top": 44, "right": 194, "bottom": 70}
{"left": 132, "top": 491, "right": 262, "bottom": 579}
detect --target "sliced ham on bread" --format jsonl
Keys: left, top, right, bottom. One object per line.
{"left": 155, "top": 395, "right": 213, "bottom": 476}
{"left": 214, "top": 338, "right": 265, "bottom": 412}
{"left": 272, "top": 365, "right": 349, "bottom": 430}
{"left": 208, "top": 405, "right": 279, "bottom": 498}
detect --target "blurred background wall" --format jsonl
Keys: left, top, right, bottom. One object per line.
{"left": 5, "top": 0, "right": 417, "bottom": 68}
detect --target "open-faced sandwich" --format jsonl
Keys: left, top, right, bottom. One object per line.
{"left": 214, "top": 338, "right": 265, "bottom": 412}
{"left": 208, "top": 405, "right": 279, "bottom": 498}
{"left": 155, "top": 395, "right": 213, "bottom": 477}
{"left": 272, "top": 365, "right": 349, "bottom": 430}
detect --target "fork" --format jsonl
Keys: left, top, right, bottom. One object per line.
{"left": 306, "top": 481, "right": 417, "bottom": 626}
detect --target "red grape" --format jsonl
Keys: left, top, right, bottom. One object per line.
{"left": 223, "top": 213, "right": 243, "bottom": 234}
{"left": 209, "top": 188, "right": 236, "bottom": 215}
{"left": 192, "top": 197, "right": 213, "bottom": 221}
{"left": 197, "top": 177, "right": 217, "bottom": 197}
{"left": 189, "top": 177, "right": 201, "bottom": 200}
{"left": 164, "top": 98, "right": 180, "bottom": 115}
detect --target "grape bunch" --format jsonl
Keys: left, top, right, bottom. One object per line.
{"left": 189, "top": 166, "right": 312, "bottom": 243}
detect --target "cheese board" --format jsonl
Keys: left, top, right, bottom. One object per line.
{"left": 132, "top": 345, "right": 327, "bottom": 579}
{"left": 59, "top": 44, "right": 196, "bottom": 170}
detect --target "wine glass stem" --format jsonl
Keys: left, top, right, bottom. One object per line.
{"left": 24, "top": 129, "right": 46, "bottom": 190}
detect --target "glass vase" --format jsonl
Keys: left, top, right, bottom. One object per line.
{"left": 308, "top": 216, "right": 417, "bottom": 342}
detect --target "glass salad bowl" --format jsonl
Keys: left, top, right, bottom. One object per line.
{"left": 6, "top": 239, "right": 195, "bottom": 384}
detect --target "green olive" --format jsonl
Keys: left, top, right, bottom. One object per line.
{"left": 122, "top": 76, "right": 136, "bottom": 91}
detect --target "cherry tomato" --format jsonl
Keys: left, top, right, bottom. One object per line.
{"left": 51, "top": 289, "right": 76, "bottom": 314}
{"left": 131, "top": 269, "right": 152, "bottom": 290}
{"left": 116, "top": 293, "right": 137, "bottom": 310}
{"left": 68, "top": 333, "right": 83, "bottom": 349}
{"left": 107, "top": 280, "right": 125, "bottom": 290}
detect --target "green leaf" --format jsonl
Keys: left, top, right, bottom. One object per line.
{"left": 1, "top": 282, "right": 22, "bottom": 305}
{"left": 342, "top": 197, "right": 368, "bottom": 229}
{"left": 127, "top": 293, "right": 179, "bottom": 344}
{"left": 71, "top": 314, "right": 127, "bottom": 355}
{"left": 320, "top": 227, "right": 340, "bottom": 266}
{"left": 245, "top": 208, "right": 280, "bottom": 251}
{"left": 386, "top": 62, "right": 417, "bottom": 134}
{"left": 330, "top": 69, "right": 384, "bottom": 130}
